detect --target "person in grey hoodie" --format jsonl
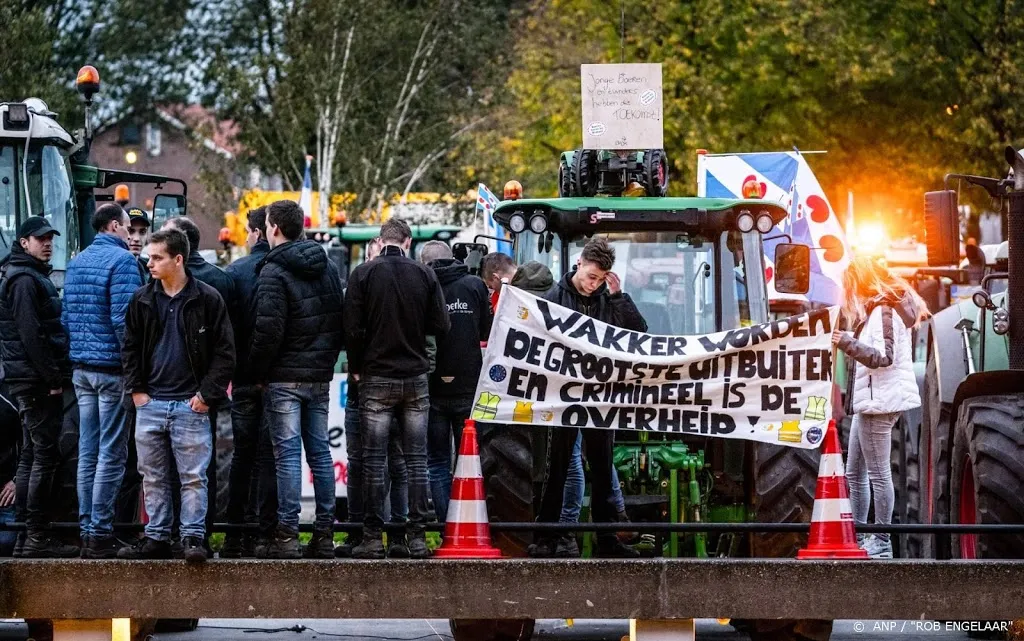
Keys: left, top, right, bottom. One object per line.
{"left": 833, "top": 256, "right": 928, "bottom": 559}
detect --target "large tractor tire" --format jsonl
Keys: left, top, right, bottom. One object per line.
{"left": 570, "top": 149, "right": 598, "bottom": 197}
{"left": 558, "top": 155, "right": 573, "bottom": 197}
{"left": 920, "top": 352, "right": 951, "bottom": 558}
{"left": 949, "top": 395, "right": 1024, "bottom": 560}
{"left": 891, "top": 413, "right": 922, "bottom": 558}
{"left": 453, "top": 424, "right": 535, "bottom": 641}
{"left": 744, "top": 444, "right": 832, "bottom": 641}
{"left": 641, "top": 149, "right": 669, "bottom": 197}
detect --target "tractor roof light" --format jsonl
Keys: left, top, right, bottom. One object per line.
{"left": 736, "top": 209, "right": 755, "bottom": 233}
{"left": 508, "top": 212, "right": 527, "bottom": 234}
{"left": 76, "top": 65, "right": 101, "bottom": 101}
{"left": 755, "top": 210, "right": 775, "bottom": 233}
{"left": 5, "top": 103, "right": 29, "bottom": 127}
{"left": 504, "top": 180, "right": 523, "bottom": 201}
{"left": 529, "top": 212, "right": 547, "bottom": 234}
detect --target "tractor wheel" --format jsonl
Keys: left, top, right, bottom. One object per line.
{"left": 459, "top": 424, "right": 536, "bottom": 641}
{"left": 949, "top": 395, "right": 1024, "bottom": 560}
{"left": 921, "top": 352, "right": 951, "bottom": 558}
{"left": 641, "top": 149, "right": 669, "bottom": 197}
{"left": 571, "top": 149, "right": 598, "bottom": 197}
{"left": 890, "top": 414, "right": 922, "bottom": 558}
{"left": 450, "top": 618, "right": 535, "bottom": 641}
{"left": 558, "top": 155, "right": 573, "bottom": 197}
{"left": 744, "top": 444, "right": 832, "bottom": 641}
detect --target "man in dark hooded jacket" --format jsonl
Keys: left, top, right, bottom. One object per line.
{"left": 420, "top": 241, "right": 492, "bottom": 523}
{"left": 250, "top": 200, "right": 344, "bottom": 559}
{"left": 533, "top": 237, "right": 646, "bottom": 559}
{"left": 510, "top": 260, "right": 554, "bottom": 297}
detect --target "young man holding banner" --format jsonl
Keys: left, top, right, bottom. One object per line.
{"left": 532, "top": 237, "right": 647, "bottom": 558}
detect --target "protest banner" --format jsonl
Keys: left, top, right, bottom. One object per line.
{"left": 471, "top": 286, "right": 838, "bottom": 449}
{"left": 581, "top": 63, "right": 663, "bottom": 150}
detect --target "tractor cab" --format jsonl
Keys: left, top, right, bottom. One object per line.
{"left": 492, "top": 196, "right": 810, "bottom": 334}
{"left": 305, "top": 223, "right": 463, "bottom": 283}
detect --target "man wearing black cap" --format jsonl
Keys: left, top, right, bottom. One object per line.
{"left": 0, "top": 217, "right": 77, "bottom": 558}
{"left": 126, "top": 207, "right": 151, "bottom": 282}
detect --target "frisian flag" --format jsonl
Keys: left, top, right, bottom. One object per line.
{"left": 300, "top": 155, "right": 313, "bottom": 228}
{"left": 696, "top": 151, "right": 849, "bottom": 305}
{"left": 477, "top": 183, "right": 513, "bottom": 257}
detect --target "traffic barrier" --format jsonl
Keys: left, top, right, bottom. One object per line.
{"left": 797, "top": 419, "right": 868, "bottom": 559}
{"left": 434, "top": 419, "right": 503, "bottom": 559}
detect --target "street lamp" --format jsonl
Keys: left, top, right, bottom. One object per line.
{"left": 125, "top": 150, "right": 138, "bottom": 165}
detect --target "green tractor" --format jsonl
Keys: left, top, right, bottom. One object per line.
{"left": 559, "top": 148, "right": 669, "bottom": 197}
{"left": 898, "top": 149, "right": 1024, "bottom": 563}
{"left": 464, "top": 192, "right": 830, "bottom": 641}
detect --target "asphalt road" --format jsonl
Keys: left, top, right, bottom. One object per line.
{"left": 0, "top": 617, "right": 997, "bottom": 640}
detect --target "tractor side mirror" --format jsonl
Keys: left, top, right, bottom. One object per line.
{"left": 453, "top": 242, "right": 488, "bottom": 275}
{"left": 924, "top": 190, "right": 960, "bottom": 266}
{"left": 774, "top": 243, "right": 810, "bottom": 295}
{"left": 153, "top": 193, "right": 187, "bottom": 228}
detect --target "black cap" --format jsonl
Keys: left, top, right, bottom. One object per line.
{"left": 127, "top": 207, "right": 150, "bottom": 227}
{"left": 17, "top": 216, "right": 60, "bottom": 240}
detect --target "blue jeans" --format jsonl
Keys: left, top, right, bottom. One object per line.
{"left": 360, "top": 374, "right": 429, "bottom": 535}
{"left": 135, "top": 399, "right": 212, "bottom": 541}
{"left": 0, "top": 504, "right": 16, "bottom": 555}
{"left": 266, "top": 382, "right": 335, "bottom": 532}
{"left": 427, "top": 394, "right": 472, "bottom": 522}
{"left": 73, "top": 369, "right": 128, "bottom": 538}
{"left": 561, "top": 431, "right": 627, "bottom": 523}
{"left": 346, "top": 381, "right": 408, "bottom": 526}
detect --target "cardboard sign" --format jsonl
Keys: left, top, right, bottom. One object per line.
{"left": 581, "top": 63, "right": 664, "bottom": 150}
{"left": 472, "top": 287, "right": 838, "bottom": 449}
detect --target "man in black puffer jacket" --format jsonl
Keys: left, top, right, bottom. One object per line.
{"left": 0, "top": 218, "right": 77, "bottom": 559}
{"left": 420, "top": 241, "right": 492, "bottom": 523}
{"left": 534, "top": 237, "right": 647, "bottom": 559}
{"left": 250, "top": 200, "right": 344, "bottom": 559}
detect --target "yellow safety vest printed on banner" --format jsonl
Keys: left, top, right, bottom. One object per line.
{"left": 804, "top": 396, "right": 827, "bottom": 421}
{"left": 473, "top": 392, "right": 500, "bottom": 421}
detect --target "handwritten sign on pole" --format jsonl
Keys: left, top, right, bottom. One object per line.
{"left": 581, "top": 63, "right": 664, "bottom": 150}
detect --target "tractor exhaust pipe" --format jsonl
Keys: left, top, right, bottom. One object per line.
{"left": 1004, "top": 147, "right": 1024, "bottom": 370}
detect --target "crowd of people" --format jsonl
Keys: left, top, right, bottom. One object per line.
{"left": 0, "top": 197, "right": 653, "bottom": 562}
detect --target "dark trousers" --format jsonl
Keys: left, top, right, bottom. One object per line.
{"left": 227, "top": 387, "right": 278, "bottom": 537}
{"left": 538, "top": 427, "right": 617, "bottom": 527}
{"left": 14, "top": 392, "right": 63, "bottom": 533}
{"left": 427, "top": 394, "right": 472, "bottom": 522}
{"left": 115, "top": 405, "right": 143, "bottom": 526}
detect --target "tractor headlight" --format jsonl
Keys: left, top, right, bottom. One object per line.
{"left": 756, "top": 210, "right": 775, "bottom": 233}
{"left": 529, "top": 213, "right": 547, "bottom": 234}
{"left": 508, "top": 212, "right": 527, "bottom": 234}
{"left": 736, "top": 210, "right": 755, "bottom": 233}
{"left": 993, "top": 307, "right": 1010, "bottom": 335}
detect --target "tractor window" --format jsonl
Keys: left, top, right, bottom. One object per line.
{"left": 0, "top": 146, "right": 16, "bottom": 262}
{"left": 515, "top": 231, "right": 562, "bottom": 277}
{"left": 25, "top": 145, "right": 75, "bottom": 270}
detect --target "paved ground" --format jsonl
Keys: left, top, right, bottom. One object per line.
{"left": 0, "top": 617, "right": 993, "bottom": 640}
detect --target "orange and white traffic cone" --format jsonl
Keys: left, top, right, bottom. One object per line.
{"left": 434, "top": 419, "right": 503, "bottom": 559}
{"left": 797, "top": 419, "right": 869, "bottom": 559}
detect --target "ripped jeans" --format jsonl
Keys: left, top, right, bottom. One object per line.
{"left": 846, "top": 412, "right": 899, "bottom": 543}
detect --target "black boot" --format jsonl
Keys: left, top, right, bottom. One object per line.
{"left": 220, "top": 534, "right": 245, "bottom": 558}
{"left": 352, "top": 530, "right": 385, "bottom": 559}
{"left": 181, "top": 536, "right": 208, "bottom": 564}
{"left": 303, "top": 528, "right": 335, "bottom": 559}
{"left": 554, "top": 535, "right": 580, "bottom": 558}
{"left": 81, "top": 535, "right": 122, "bottom": 559}
{"left": 528, "top": 537, "right": 557, "bottom": 558}
{"left": 387, "top": 532, "right": 410, "bottom": 558}
{"left": 22, "top": 532, "right": 80, "bottom": 559}
{"left": 408, "top": 534, "right": 431, "bottom": 559}
{"left": 596, "top": 534, "right": 640, "bottom": 558}
{"left": 265, "top": 526, "right": 301, "bottom": 559}
{"left": 117, "top": 536, "right": 173, "bottom": 560}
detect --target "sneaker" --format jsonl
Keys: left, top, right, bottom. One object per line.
{"left": 596, "top": 535, "right": 640, "bottom": 558}
{"left": 303, "top": 528, "right": 335, "bottom": 559}
{"left": 220, "top": 534, "right": 245, "bottom": 558}
{"left": 554, "top": 535, "right": 580, "bottom": 558}
{"left": 81, "top": 535, "right": 122, "bottom": 559}
{"left": 528, "top": 537, "right": 557, "bottom": 558}
{"left": 170, "top": 538, "right": 184, "bottom": 558}
{"left": 181, "top": 537, "right": 208, "bottom": 563}
{"left": 863, "top": 535, "right": 893, "bottom": 559}
{"left": 22, "top": 533, "right": 80, "bottom": 559}
{"left": 407, "top": 535, "right": 431, "bottom": 559}
{"left": 265, "top": 527, "right": 301, "bottom": 559}
{"left": 335, "top": 533, "right": 362, "bottom": 558}
{"left": 387, "top": 533, "right": 410, "bottom": 559}
{"left": 117, "top": 536, "right": 173, "bottom": 560}
{"left": 352, "top": 532, "right": 386, "bottom": 559}
{"left": 856, "top": 532, "right": 868, "bottom": 548}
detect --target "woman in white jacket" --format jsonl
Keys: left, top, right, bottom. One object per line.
{"left": 832, "top": 256, "right": 929, "bottom": 558}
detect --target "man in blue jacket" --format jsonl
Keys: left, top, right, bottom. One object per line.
{"left": 62, "top": 204, "right": 143, "bottom": 558}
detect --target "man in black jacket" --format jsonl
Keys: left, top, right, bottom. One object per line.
{"left": 250, "top": 200, "right": 344, "bottom": 559}
{"left": 118, "top": 229, "right": 235, "bottom": 563}
{"left": 534, "top": 237, "right": 647, "bottom": 559}
{"left": 420, "top": 241, "right": 491, "bottom": 523}
{"left": 343, "top": 218, "right": 450, "bottom": 559}
{"left": 0, "top": 217, "right": 77, "bottom": 558}
{"left": 221, "top": 206, "right": 277, "bottom": 557}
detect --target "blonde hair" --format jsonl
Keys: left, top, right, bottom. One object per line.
{"left": 841, "top": 256, "right": 930, "bottom": 328}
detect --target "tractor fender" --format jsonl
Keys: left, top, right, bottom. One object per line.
{"left": 929, "top": 304, "right": 971, "bottom": 405}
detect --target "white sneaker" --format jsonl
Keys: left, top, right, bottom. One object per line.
{"left": 863, "top": 535, "right": 893, "bottom": 559}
